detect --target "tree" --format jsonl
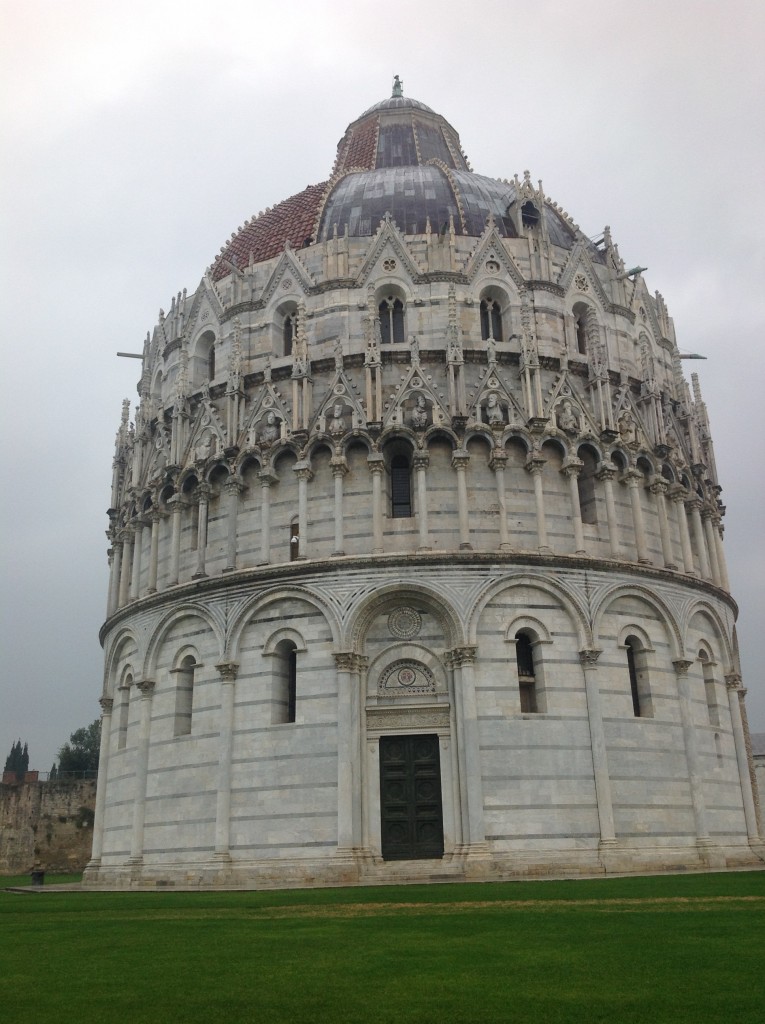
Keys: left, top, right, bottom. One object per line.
{"left": 57, "top": 720, "right": 101, "bottom": 775}
{"left": 4, "top": 739, "right": 29, "bottom": 780}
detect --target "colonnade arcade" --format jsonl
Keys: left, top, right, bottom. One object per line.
{"left": 107, "top": 423, "right": 729, "bottom": 618}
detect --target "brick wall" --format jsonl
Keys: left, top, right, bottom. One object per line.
{"left": 0, "top": 779, "right": 96, "bottom": 873}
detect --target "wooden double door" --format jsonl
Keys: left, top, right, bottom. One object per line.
{"left": 379, "top": 734, "right": 444, "bottom": 860}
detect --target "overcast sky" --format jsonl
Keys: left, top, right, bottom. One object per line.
{"left": 1, "top": 0, "right": 763, "bottom": 771}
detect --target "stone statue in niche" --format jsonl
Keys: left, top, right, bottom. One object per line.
{"left": 486, "top": 391, "right": 505, "bottom": 425}
{"left": 410, "top": 393, "right": 429, "bottom": 429}
{"left": 259, "top": 411, "right": 280, "bottom": 444}
{"left": 328, "top": 402, "right": 347, "bottom": 437}
{"left": 556, "top": 399, "right": 579, "bottom": 436}
{"left": 618, "top": 410, "right": 637, "bottom": 445}
{"left": 194, "top": 431, "right": 213, "bottom": 462}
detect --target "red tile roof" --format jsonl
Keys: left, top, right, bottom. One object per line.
{"left": 211, "top": 182, "right": 328, "bottom": 281}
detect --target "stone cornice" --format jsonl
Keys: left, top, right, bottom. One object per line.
{"left": 99, "top": 548, "right": 739, "bottom": 645}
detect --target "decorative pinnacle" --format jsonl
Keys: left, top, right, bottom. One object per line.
{"left": 392, "top": 74, "right": 403, "bottom": 98}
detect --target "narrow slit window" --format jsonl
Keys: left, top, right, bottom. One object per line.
{"left": 480, "top": 298, "right": 503, "bottom": 342}
{"left": 515, "top": 633, "right": 538, "bottom": 713}
{"left": 391, "top": 454, "right": 412, "bottom": 518}
{"left": 379, "top": 297, "right": 405, "bottom": 344}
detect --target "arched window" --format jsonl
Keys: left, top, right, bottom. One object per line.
{"left": 379, "top": 296, "right": 405, "bottom": 344}
{"left": 480, "top": 298, "right": 503, "bottom": 342}
{"left": 699, "top": 649, "right": 719, "bottom": 726}
{"left": 515, "top": 632, "right": 538, "bottom": 713}
{"left": 283, "top": 310, "right": 297, "bottom": 356}
{"left": 273, "top": 640, "right": 297, "bottom": 724}
{"left": 521, "top": 201, "right": 540, "bottom": 229}
{"left": 624, "top": 635, "right": 652, "bottom": 718}
{"left": 208, "top": 343, "right": 216, "bottom": 381}
{"left": 173, "top": 655, "right": 196, "bottom": 737}
{"left": 290, "top": 520, "right": 300, "bottom": 561}
{"left": 391, "top": 453, "right": 412, "bottom": 518}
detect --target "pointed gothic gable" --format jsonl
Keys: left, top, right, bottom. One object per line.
{"left": 660, "top": 403, "right": 694, "bottom": 471}
{"left": 630, "top": 277, "right": 665, "bottom": 345}
{"left": 260, "top": 246, "right": 315, "bottom": 308}
{"left": 238, "top": 378, "right": 291, "bottom": 450}
{"left": 464, "top": 220, "right": 525, "bottom": 290}
{"left": 467, "top": 367, "right": 526, "bottom": 427}
{"left": 381, "top": 362, "right": 449, "bottom": 430}
{"left": 544, "top": 371, "right": 601, "bottom": 438}
{"left": 142, "top": 425, "right": 173, "bottom": 485}
{"left": 310, "top": 369, "right": 368, "bottom": 434}
{"left": 355, "top": 214, "right": 423, "bottom": 288}
{"left": 557, "top": 242, "right": 611, "bottom": 310}
{"left": 182, "top": 395, "right": 228, "bottom": 467}
{"left": 611, "top": 385, "right": 655, "bottom": 451}
{"left": 182, "top": 281, "right": 222, "bottom": 346}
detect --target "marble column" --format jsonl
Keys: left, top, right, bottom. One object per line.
{"left": 118, "top": 530, "right": 133, "bottom": 608}
{"left": 367, "top": 454, "right": 385, "bottom": 554}
{"left": 452, "top": 449, "right": 472, "bottom": 550}
{"left": 449, "top": 646, "right": 486, "bottom": 849}
{"left": 258, "top": 470, "right": 277, "bottom": 564}
{"left": 596, "top": 464, "right": 621, "bottom": 558}
{"left": 335, "top": 652, "right": 364, "bottom": 852}
{"left": 669, "top": 485, "right": 695, "bottom": 575}
{"left": 108, "top": 541, "right": 123, "bottom": 617}
{"left": 193, "top": 484, "right": 210, "bottom": 579}
{"left": 87, "top": 696, "right": 114, "bottom": 870}
{"left": 687, "top": 498, "right": 712, "bottom": 581}
{"left": 725, "top": 674, "right": 760, "bottom": 840}
{"left": 562, "top": 457, "right": 586, "bottom": 555}
{"left": 702, "top": 508, "right": 722, "bottom": 587}
{"left": 214, "top": 662, "right": 239, "bottom": 860}
{"left": 579, "top": 650, "right": 616, "bottom": 846}
{"left": 413, "top": 452, "right": 431, "bottom": 552}
{"left": 673, "top": 659, "right": 712, "bottom": 847}
{"left": 623, "top": 469, "right": 651, "bottom": 564}
{"left": 224, "top": 479, "right": 243, "bottom": 572}
{"left": 330, "top": 456, "right": 348, "bottom": 555}
{"left": 712, "top": 515, "right": 730, "bottom": 591}
{"left": 129, "top": 679, "right": 155, "bottom": 865}
{"left": 294, "top": 461, "right": 313, "bottom": 560}
{"left": 489, "top": 450, "right": 512, "bottom": 551}
{"left": 130, "top": 520, "right": 145, "bottom": 600}
{"left": 525, "top": 454, "right": 550, "bottom": 552}
{"left": 147, "top": 510, "right": 161, "bottom": 593}
{"left": 168, "top": 496, "right": 183, "bottom": 585}
{"left": 650, "top": 479, "right": 677, "bottom": 570}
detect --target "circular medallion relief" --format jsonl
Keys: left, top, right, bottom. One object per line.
{"left": 383, "top": 258, "right": 397, "bottom": 272}
{"left": 388, "top": 607, "right": 422, "bottom": 639}
{"left": 397, "top": 666, "right": 417, "bottom": 686}
{"left": 486, "top": 259, "right": 500, "bottom": 273}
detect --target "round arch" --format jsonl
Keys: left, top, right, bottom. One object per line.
{"left": 467, "top": 573, "right": 591, "bottom": 648}
{"left": 346, "top": 581, "right": 464, "bottom": 654}
{"left": 227, "top": 584, "right": 341, "bottom": 662}
{"left": 144, "top": 604, "right": 226, "bottom": 678}
{"left": 592, "top": 583, "right": 683, "bottom": 659}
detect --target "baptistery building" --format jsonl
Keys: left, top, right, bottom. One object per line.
{"left": 86, "top": 82, "right": 762, "bottom": 887}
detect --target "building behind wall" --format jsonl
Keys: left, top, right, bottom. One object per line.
{"left": 85, "top": 83, "right": 764, "bottom": 888}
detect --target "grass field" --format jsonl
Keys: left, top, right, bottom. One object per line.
{"left": 2, "top": 871, "right": 764, "bottom": 1023}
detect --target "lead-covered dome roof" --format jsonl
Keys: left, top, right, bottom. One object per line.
{"left": 211, "top": 84, "right": 578, "bottom": 280}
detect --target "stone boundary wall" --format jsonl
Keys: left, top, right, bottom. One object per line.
{"left": 0, "top": 779, "right": 96, "bottom": 873}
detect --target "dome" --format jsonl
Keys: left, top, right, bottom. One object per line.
{"left": 89, "top": 84, "right": 759, "bottom": 893}
{"left": 211, "top": 85, "right": 582, "bottom": 280}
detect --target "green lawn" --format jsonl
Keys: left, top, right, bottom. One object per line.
{"left": 2, "top": 872, "right": 764, "bottom": 1023}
